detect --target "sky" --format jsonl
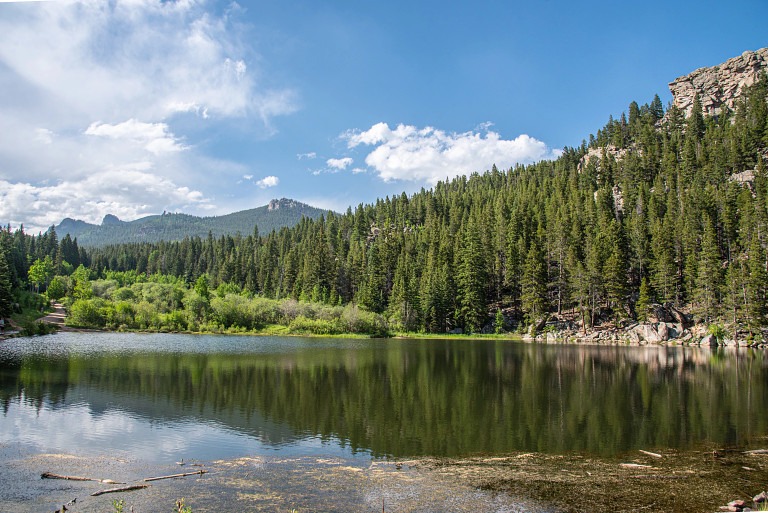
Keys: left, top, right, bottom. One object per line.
{"left": 0, "top": 0, "right": 766, "bottom": 233}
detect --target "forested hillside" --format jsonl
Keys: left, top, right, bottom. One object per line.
{"left": 2, "top": 73, "right": 767, "bottom": 337}
{"left": 55, "top": 198, "right": 329, "bottom": 247}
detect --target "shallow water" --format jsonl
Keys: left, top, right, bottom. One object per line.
{"left": 1, "top": 332, "right": 767, "bottom": 464}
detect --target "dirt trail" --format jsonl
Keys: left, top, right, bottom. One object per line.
{"left": 36, "top": 302, "right": 67, "bottom": 327}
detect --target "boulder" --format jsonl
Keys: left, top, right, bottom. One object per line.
{"left": 701, "top": 334, "right": 718, "bottom": 347}
{"left": 657, "top": 323, "right": 670, "bottom": 341}
{"left": 632, "top": 323, "right": 661, "bottom": 343}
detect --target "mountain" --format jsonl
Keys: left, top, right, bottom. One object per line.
{"left": 55, "top": 198, "right": 331, "bottom": 247}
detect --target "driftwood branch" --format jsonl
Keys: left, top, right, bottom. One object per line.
{"left": 143, "top": 469, "right": 208, "bottom": 482}
{"left": 620, "top": 463, "right": 654, "bottom": 469}
{"left": 90, "top": 484, "right": 149, "bottom": 497}
{"left": 41, "top": 472, "right": 122, "bottom": 484}
{"left": 744, "top": 449, "right": 768, "bottom": 455}
{"left": 639, "top": 450, "right": 663, "bottom": 459}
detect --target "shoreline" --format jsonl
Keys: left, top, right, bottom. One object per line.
{"left": 3, "top": 444, "right": 767, "bottom": 513}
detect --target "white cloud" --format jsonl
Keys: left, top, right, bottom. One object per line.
{"left": 297, "top": 152, "right": 317, "bottom": 160}
{"left": 326, "top": 157, "right": 353, "bottom": 170}
{"left": 0, "top": 0, "right": 297, "bottom": 228}
{"left": 0, "top": 1, "right": 297, "bottom": 123}
{"left": 242, "top": 174, "right": 253, "bottom": 181}
{"left": 0, "top": 168, "right": 211, "bottom": 233}
{"left": 255, "top": 175, "right": 279, "bottom": 189}
{"left": 344, "top": 122, "right": 559, "bottom": 185}
{"left": 34, "top": 128, "right": 53, "bottom": 144}
{"left": 85, "top": 119, "right": 187, "bottom": 155}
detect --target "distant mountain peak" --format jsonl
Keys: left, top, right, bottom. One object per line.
{"left": 55, "top": 198, "right": 329, "bottom": 247}
{"left": 268, "top": 198, "right": 304, "bottom": 211}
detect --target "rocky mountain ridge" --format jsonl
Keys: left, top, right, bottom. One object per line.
{"left": 55, "top": 198, "right": 331, "bottom": 247}
{"left": 669, "top": 47, "right": 768, "bottom": 117}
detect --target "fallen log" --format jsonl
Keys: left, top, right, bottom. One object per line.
{"left": 639, "top": 450, "right": 662, "bottom": 459}
{"left": 90, "top": 484, "right": 149, "bottom": 497}
{"left": 41, "top": 472, "right": 121, "bottom": 484}
{"left": 143, "top": 469, "right": 208, "bottom": 482}
{"left": 630, "top": 475, "right": 689, "bottom": 480}
{"left": 620, "top": 463, "right": 654, "bottom": 469}
{"left": 744, "top": 449, "right": 768, "bottom": 455}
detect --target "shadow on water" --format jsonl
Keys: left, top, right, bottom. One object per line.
{"left": 1, "top": 333, "right": 768, "bottom": 461}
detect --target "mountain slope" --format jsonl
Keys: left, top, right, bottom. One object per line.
{"left": 56, "top": 198, "right": 330, "bottom": 247}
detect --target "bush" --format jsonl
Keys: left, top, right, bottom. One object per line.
{"left": 46, "top": 276, "right": 69, "bottom": 300}
{"left": 21, "top": 320, "right": 57, "bottom": 336}
{"left": 158, "top": 310, "right": 188, "bottom": 331}
{"left": 341, "top": 304, "right": 389, "bottom": 336}
{"left": 211, "top": 293, "right": 257, "bottom": 329}
{"left": 111, "top": 287, "right": 136, "bottom": 302}
{"left": 68, "top": 299, "right": 107, "bottom": 328}
{"left": 288, "top": 315, "right": 343, "bottom": 335}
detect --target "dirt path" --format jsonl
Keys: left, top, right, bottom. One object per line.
{"left": 36, "top": 302, "right": 67, "bottom": 327}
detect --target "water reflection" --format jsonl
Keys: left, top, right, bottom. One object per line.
{"left": 1, "top": 333, "right": 766, "bottom": 461}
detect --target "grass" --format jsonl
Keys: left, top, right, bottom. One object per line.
{"left": 393, "top": 331, "right": 523, "bottom": 341}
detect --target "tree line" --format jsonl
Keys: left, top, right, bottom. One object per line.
{"left": 2, "top": 74, "right": 767, "bottom": 336}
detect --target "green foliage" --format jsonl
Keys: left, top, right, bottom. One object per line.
{"left": 494, "top": 309, "right": 505, "bottom": 334}
{"left": 28, "top": 256, "right": 54, "bottom": 292}
{"left": 21, "top": 320, "right": 57, "bottom": 336}
{"left": 288, "top": 315, "right": 343, "bottom": 335}
{"left": 636, "top": 278, "right": 651, "bottom": 322}
{"left": 0, "top": 241, "right": 13, "bottom": 319}
{"left": 707, "top": 323, "right": 727, "bottom": 343}
{"left": 67, "top": 298, "right": 107, "bottom": 328}
{"left": 46, "top": 275, "right": 69, "bottom": 300}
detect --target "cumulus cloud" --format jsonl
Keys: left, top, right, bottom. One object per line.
{"left": 297, "top": 152, "right": 317, "bottom": 160}
{"left": 0, "top": 0, "right": 297, "bottom": 228}
{"left": 85, "top": 119, "right": 187, "bottom": 155}
{"left": 0, "top": 1, "right": 297, "bottom": 123}
{"left": 0, "top": 167, "right": 211, "bottom": 232}
{"left": 255, "top": 175, "right": 279, "bottom": 189}
{"left": 326, "top": 157, "right": 353, "bottom": 170}
{"left": 344, "top": 122, "right": 559, "bottom": 185}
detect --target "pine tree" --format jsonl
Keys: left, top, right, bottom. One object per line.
{"left": 636, "top": 277, "right": 651, "bottom": 321}
{"left": 521, "top": 241, "right": 547, "bottom": 324}
{"left": 692, "top": 216, "right": 722, "bottom": 323}
{"left": 456, "top": 219, "right": 487, "bottom": 332}
{"left": 0, "top": 241, "right": 13, "bottom": 319}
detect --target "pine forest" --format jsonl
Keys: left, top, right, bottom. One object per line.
{"left": 2, "top": 76, "right": 768, "bottom": 339}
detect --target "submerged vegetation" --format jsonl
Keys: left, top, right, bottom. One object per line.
{"left": 2, "top": 75, "right": 768, "bottom": 337}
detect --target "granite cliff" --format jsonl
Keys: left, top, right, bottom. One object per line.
{"left": 669, "top": 47, "right": 768, "bottom": 117}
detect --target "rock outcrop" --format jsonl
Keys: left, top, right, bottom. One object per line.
{"left": 669, "top": 48, "right": 768, "bottom": 117}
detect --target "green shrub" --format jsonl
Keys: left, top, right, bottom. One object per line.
{"left": 67, "top": 299, "right": 107, "bottom": 328}
{"left": 289, "top": 315, "right": 343, "bottom": 335}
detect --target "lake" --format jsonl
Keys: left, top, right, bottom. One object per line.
{"left": 1, "top": 332, "right": 767, "bottom": 463}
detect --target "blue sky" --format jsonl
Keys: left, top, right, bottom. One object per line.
{"left": 0, "top": 0, "right": 766, "bottom": 232}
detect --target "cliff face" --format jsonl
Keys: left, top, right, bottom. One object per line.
{"left": 668, "top": 48, "right": 768, "bottom": 117}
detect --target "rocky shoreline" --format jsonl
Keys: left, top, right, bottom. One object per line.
{"left": 524, "top": 303, "right": 768, "bottom": 348}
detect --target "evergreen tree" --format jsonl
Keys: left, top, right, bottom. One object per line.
{"left": 456, "top": 220, "right": 487, "bottom": 332}
{"left": 692, "top": 216, "right": 722, "bottom": 323}
{"left": 521, "top": 241, "right": 547, "bottom": 324}
{"left": 0, "top": 241, "right": 13, "bottom": 319}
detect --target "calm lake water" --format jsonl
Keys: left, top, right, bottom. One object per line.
{"left": 1, "top": 332, "right": 767, "bottom": 463}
